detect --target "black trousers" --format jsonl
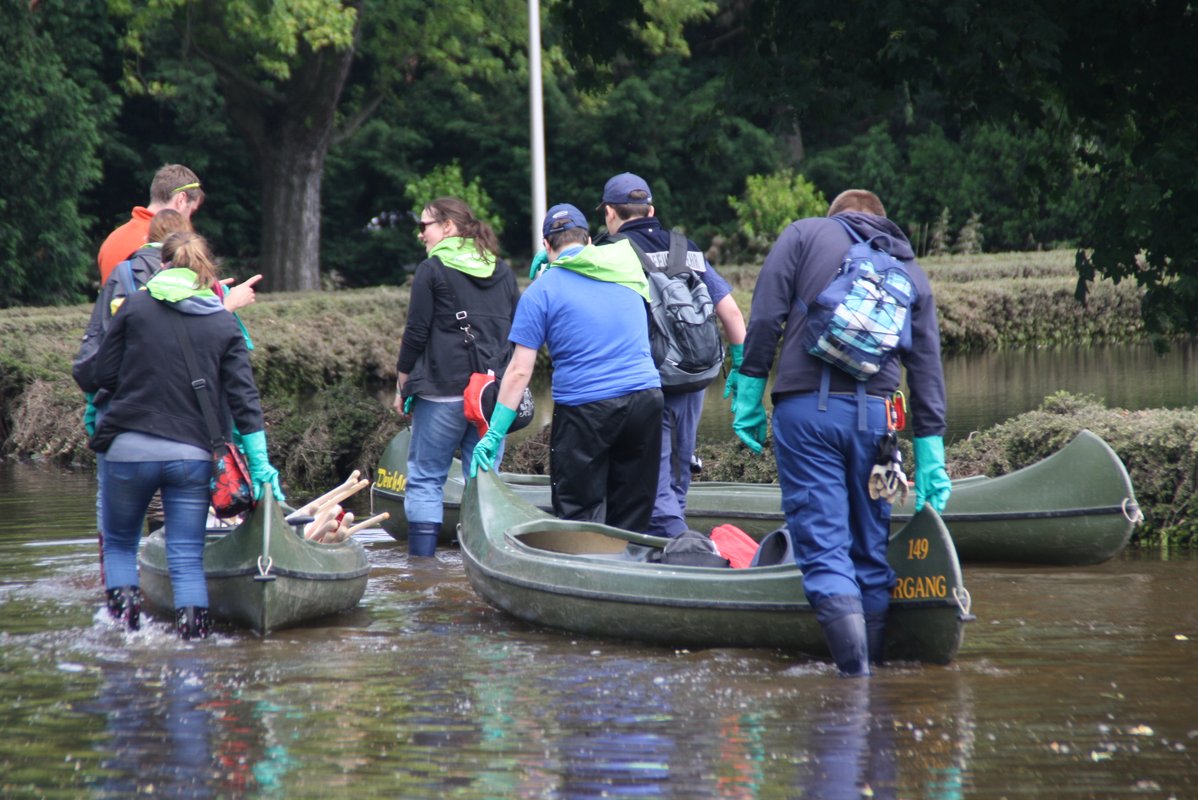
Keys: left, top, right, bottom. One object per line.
{"left": 550, "top": 388, "right": 664, "bottom": 533}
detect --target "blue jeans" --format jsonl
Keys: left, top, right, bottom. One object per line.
{"left": 772, "top": 393, "right": 895, "bottom": 614}
{"left": 404, "top": 398, "right": 500, "bottom": 525}
{"left": 646, "top": 390, "right": 703, "bottom": 537}
{"left": 102, "top": 459, "right": 212, "bottom": 608}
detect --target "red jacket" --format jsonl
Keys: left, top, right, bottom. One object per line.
{"left": 97, "top": 207, "right": 153, "bottom": 283}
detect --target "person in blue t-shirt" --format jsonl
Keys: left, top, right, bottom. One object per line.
{"left": 593, "top": 173, "right": 747, "bottom": 538}
{"left": 471, "top": 204, "right": 664, "bottom": 532}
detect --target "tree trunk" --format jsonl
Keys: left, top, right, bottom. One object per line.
{"left": 258, "top": 136, "right": 326, "bottom": 291}
{"left": 210, "top": 30, "right": 358, "bottom": 292}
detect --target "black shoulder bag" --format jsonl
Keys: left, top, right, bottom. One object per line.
{"left": 438, "top": 267, "right": 535, "bottom": 437}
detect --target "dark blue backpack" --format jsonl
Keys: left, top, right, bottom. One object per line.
{"left": 801, "top": 217, "right": 916, "bottom": 380}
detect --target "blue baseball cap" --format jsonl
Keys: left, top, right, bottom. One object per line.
{"left": 542, "top": 204, "right": 588, "bottom": 238}
{"left": 598, "top": 172, "right": 653, "bottom": 209}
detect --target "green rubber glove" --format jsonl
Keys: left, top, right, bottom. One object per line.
{"left": 83, "top": 392, "right": 97, "bottom": 437}
{"left": 403, "top": 395, "right": 414, "bottom": 414}
{"left": 529, "top": 248, "right": 549, "bottom": 280}
{"left": 470, "top": 402, "right": 516, "bottom": 478}
{"left": 731, "top": 375, "right": 768, "bottom": 454}
{"left": 723, "top": 343, "right": 745, "bottom": 402}
{"left": 913, "top": 435, "right": 951, "bottom": 513}
{"left": 241, "top": 429, "right": 286, "bottom": 502}
{"left": 231, "top": 424, "right": 245, "bottom": 454}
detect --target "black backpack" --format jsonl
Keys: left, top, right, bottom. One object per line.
{"left": 619, "top": 230, "right": 724, "bottom": 394}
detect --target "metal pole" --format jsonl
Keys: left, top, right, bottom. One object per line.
{"left": 528, "top": 0, "right": 547, "bottom": 254}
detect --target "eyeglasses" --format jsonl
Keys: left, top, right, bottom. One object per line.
{"left": 418, "top": 219, "right": 439, "bottom": 233}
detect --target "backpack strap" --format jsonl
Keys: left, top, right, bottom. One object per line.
{"left": 664, "top": 229, "right": 690, "bottom": 278}
{"left": 832, "top": 215, "right": 899, "bottom": 254}
{"left": 115, "top": 258, "right": 137, "bottom": 297}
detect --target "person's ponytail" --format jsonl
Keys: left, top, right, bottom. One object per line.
{"left": 162, "top": 232, "right": 220, "bottom": 289}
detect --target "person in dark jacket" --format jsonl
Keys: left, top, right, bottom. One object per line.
{"left": 88, "top": 232, "right": 283, "bottom": 640}
{"left": 733, "top": 189, "right": 951, "bottom": 677}
{"left": 593, "top": 173, "right": 747, "bottom": 538}
{"left": 394, "top": 197, "right": 520, "bottom": 556}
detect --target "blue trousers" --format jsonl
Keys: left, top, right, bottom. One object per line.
{"left": 646, "top": 390, "right": 703, "bottom": 537}
{"left": 405, "top": 397, "right": 498, "bottom": 525}
{"left": 772, "top": 393, "right": 895, "bottom": 614}
{"left": 102, "top": 459, "right": 212, "bottom": 608}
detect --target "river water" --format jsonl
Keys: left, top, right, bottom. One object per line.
{"left": 2, "top": 465, "right": 1197, "bottom": 798}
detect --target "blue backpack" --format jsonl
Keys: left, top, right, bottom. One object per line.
{"left": 801, "top": 217, "right": 916, "bottom": 380}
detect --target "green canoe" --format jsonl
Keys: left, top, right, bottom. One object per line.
{"left": 138, "top": 490, "right": 371, "bottom": 635}
{"left": 458, "top": 467, "right": 971, "bottom": 663}
{"left": 371, "top": 428, "right": 1140, "bottom": 566}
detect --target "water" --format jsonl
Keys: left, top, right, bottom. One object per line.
{"left": 693, "top": 340, "right": 1198, "bottom": 447}
{"left": 2, "top": 464, "right": 1197, "bottom": 798}
{"left": 3, "top": 343, "right": 1197, "bottom": 798}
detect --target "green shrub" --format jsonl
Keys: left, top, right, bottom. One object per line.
{"left": 727, "top": 170, "right": 827, "bottom": 255}
{"left": 405, "top": 161, "right": 503, "bottom": 236}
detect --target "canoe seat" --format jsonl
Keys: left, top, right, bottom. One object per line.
{"left": 512, "top": 529, "right": 631, "bottom": 555}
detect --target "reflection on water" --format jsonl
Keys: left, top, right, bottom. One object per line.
{"left": 3, "top": 439, "right": 1198, "bottom": 797}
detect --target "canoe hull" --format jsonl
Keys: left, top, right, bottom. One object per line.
{"left": 138, "top": 491, "right": 370, "bottom": 635}
{"left": 373, "top": 428, "right": 1138, "bottom": 566}
{"left": 459, "top": 469, "right": 968, "bottom": 664}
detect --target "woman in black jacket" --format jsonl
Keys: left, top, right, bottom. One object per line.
{"left": 394, "top": 198, "right": 519, "bottom": 556}
{"left": 90, "top": 232, "right": 282, "bottom": 639}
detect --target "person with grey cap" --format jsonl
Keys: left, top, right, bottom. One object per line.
{"left": 594, "top": 172, "right": 747, "bottom": 539}
{"left": 470, "top": 204, "right": 664, "bottom": 532}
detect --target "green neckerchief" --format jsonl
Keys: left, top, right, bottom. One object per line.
{"left": 552, "top": 239, "right": 650, "bottom": 302}
{"left": 430, "top": 237, "right": 496, "bottom": 278}
{"left": 146, "top": 267, "right": 217, "bottom": 302}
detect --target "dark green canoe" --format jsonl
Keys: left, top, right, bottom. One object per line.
{"left": 138, "top": 490, "right": 371, "bottom": 635}
{"left": 458, "top": 467, "right": 971, "bottom": 663}
{"left": 371, "top": 428, "right": 1140, "bottom": 566}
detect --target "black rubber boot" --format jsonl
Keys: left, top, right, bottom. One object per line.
{"left": 175, "top": 606, "right": 211, "bottom": 640}
{"left": 865, "top": 610, "right": 887, "bottom": 666}
{"left": 106, "top": 586, "right": 142, "bottom": 631}
{"left": 408, "top": 522, "right": 441, "bottom": 557}
{"left": 814, "top": 595, "right": 870, "bottom": 678}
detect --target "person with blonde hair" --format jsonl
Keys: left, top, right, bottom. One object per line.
{"left": 85, "top": 231, "right": 284, "bottom": 639}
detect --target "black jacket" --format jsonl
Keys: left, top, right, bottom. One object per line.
{"left": 397, "top": 257, "right": 520, "bottom": 398}
{"left": 741, "top": 212, "right": 947, "bottom": 437}
{"left": 89, "top": 291, "right": 265, "bottom": 453}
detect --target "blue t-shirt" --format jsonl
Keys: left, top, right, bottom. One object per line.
{"left": 510, "top": 268, "right": 660, "bottom": 406}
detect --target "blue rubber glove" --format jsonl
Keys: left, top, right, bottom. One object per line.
{"left": 83, "top": 392, "right": 97, "bottom": 437}
{"left": 913, "top": 435, "right": 951, "bottom": 513}
{"left": 470, "top": 402, "right": 516, "bottom": 478}
{"left": 529, "top": 248, "right": 549, "bottom": 280}
{"left": 731, "top": 375, "right": 768, "bottom": 454}
{"left": 723, "top": 343, "right": 745, "bottom": 403}
{"left": 403, "top": 395, "right": 414, "bottom": 414}
{"left": 241, "top": 430, "right": 286, "bottom": 502}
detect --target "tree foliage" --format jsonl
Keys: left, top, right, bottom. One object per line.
{"left": 0, "top": 1, "right": 111, "bottom": 307}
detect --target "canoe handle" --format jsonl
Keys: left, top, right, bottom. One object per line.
{"left": 1122, "top": 498, "right": 1144, "bottom": 524}
{"left": 953, "top": 586, "right": 975, "bottom": 622}
{"left": 254, "top": 555, "right": 277, "bottom": 583}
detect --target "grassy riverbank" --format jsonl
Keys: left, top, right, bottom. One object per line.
{"left": 3, "top": 250, "right": 1189, "bottom": 544}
